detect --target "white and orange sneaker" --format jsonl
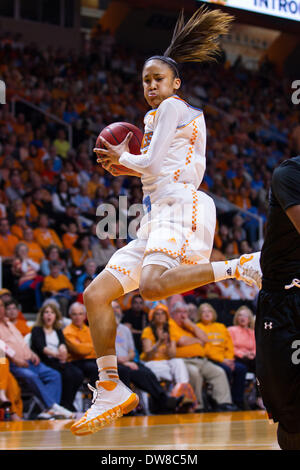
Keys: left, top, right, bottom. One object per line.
{"left": 70, "top": 380, "right": 139, "bottom": 436}
{"left": 235, "top": 252, "right": 262, "bottom": 289}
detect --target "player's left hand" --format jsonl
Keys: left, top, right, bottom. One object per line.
{"left": 93, "top": 132, "right": 133, "bottom": 168}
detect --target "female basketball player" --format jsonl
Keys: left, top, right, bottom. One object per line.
{"left": 71, "top": 6, "right": 261, "bottom": 436}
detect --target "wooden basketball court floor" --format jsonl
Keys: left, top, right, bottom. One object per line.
{"left": 0, "top": 410, "right": 280, "bottom": 450}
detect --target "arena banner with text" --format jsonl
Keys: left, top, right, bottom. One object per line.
{"left": 199, "top": 0, "right": 300, "bottom": 22}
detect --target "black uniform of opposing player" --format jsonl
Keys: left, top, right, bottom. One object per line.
{"left": 256, "top": 156, "right": 300, "bottom": 450}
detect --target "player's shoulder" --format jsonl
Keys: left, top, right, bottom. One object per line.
{"left": 159, "top": 95, "right": 201, "bottom": 112}
{"left": 272, "top": 156, "right": 300, "bottom": 184}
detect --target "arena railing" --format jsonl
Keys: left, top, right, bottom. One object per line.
{"left": 11, "top": 95, "right": 73, "bottom": 148}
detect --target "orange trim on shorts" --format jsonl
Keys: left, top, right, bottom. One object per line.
{"left": 144, "top": 247, "right": 181, "bottom": 259}
{"left": 107, "top": 265, "right": 131, "bottom": 277}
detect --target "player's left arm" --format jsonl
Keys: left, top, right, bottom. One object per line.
{"left": 119, "top": 99, "right": 182, "bottom": 175}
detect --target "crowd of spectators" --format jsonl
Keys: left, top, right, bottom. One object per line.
{"left": 0, "top": 288, "right": 260, "bottom": 419}
{"left": 2, "top": 27, "right": 297, "bottom": 309}
{"left": 0, "top": 24, "right": 299, "bottom": 420}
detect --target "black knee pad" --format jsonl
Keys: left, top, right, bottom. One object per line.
{"left": 277, "top": 423, "right": 300, "bottom": 450}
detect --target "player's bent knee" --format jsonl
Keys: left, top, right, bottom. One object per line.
{"left": 139, "top": 282, "right": 163, "bottom": 301}
{"left": 83, "top": 282, "right": 112, "bottom": 307}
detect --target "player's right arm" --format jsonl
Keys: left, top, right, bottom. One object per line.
{"left": 102, "top": 162, "right": 142, "bottom": 178}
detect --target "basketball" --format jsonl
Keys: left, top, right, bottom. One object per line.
{"left": 95, "top": 122, "right": 143, "bottom": 173}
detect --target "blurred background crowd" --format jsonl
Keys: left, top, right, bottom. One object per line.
{"left": 0, "top": 10, "right": 299, "bottom": 420}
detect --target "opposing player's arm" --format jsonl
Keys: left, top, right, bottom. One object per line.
{"left": 272, "top": 163, "right": 300, "bottom": 235}
{"left": 286, "top": 205, "right": 300, "bottom": 235}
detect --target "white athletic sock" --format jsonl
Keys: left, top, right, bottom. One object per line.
{"left": 96, "top": 355, "right": 119, "bottom": 383}
{"left": 211, "top": 259, "right": 238, "bottom": 283}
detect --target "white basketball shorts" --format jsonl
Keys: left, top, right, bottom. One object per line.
{"left": 105, "top": 183, "right": 216, "bottom": 294}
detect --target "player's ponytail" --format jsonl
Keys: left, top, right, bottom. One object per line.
{"left": 165, "top": 6, "right": 234, "bottom": 64}
{"left": 145, "top": 6, "right": 234, "bottom": 75}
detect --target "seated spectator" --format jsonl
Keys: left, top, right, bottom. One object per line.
{"left": 63, "top": 302, "right": 98, "bottom": 384}
{"left": 21, "top": 227, "right": 45, "bottom": 265}
{"left": 33, "top": 213, "right": 63, "bottom": 251}
{"left": 113, "top": 300, "right": 182, "bottom": 414}
{"left": 186, "top": 302, "right": 199, "bottom": 323}
{"left": 11, "top": 216, "right": 28, "bottom": 240}
{"left": 31, "top": 303, "right": 83, "bottom": 412}
{"left": 141, "top": 303, "right": 196, "bottom": 408}
{"left": 61, "top": 161, "right": 79, "bottom": 190}
{"left": 72, "top": 185, "right": 95, "bottom": 220}
{"left": 42, "top": 260, "right": 77, "bottom": 316}
{"left": 40, "top": 244, "right": 70, "bottom": 278}
{"left": 5, "top": 298, "right": 31, "bottom": 337}
{"left": 169, "top": 301, "right": 236, "bottom": 412}
{"left": 228, "top": 306, "right": 264, "bottom": 409}
{"left": 91, "top": 234, "right": 117, "bottom": 268}
{"left": 11, "top": 242, "right": 43, "bottom": 309}
{"left": 228, "top": 306, "right": 256, "bottom": 372}
{"left": 0, "top": 349, "right": 23, "bottom": 420}
{"left": 62, "top": 222, "right": 78, "bottom": 250}
{"left": 21, "top": 191, "right": 39, "bottom": 225}
{"left": 59, "top": 204, "right": 84, "bottom": 236}
{"left": 42, "top": 145, "right": 63, "bottom": 173}
{"left": 71, "top": 234, "right": 93, "bottom": 268}
{"left": 52, "top": 179, "right": 72, "bottom": 215}
{"left": 197, "top": 303, "right": 248, "bottom": 410}
{"left": 0, "top": 217, "right": 19, "bottom": 262}
{"left": 5, "top": 169, "right": 25, "bottom": 202}
{"left": 0, "top": 297, "right": 72, "bottom": 419}
{"left": 122, "top": 294, "right": 148, "bottom": 354}
{"left": 53, "top": 129, "right": 70, "bottom": 160}
{"left": 75, "top": 258, "right": 97, "bottom": 293}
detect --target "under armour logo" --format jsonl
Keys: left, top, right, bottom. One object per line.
{"left": 226, "top": 267, "right": 232, "bottom": 276}
{"left": 264, "top": 322, "right": 273, "bottom": 330}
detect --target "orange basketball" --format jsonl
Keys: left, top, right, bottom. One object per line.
{"left": 95, "top": 122, "right": 143, "bottom": 172}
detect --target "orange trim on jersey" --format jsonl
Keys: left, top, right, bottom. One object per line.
{"left": 191, "top": 189, "right": 199, "bottom": 233}
{"left": 173, "top": 168, "right": 181, "bottom": 182}
{"left": 185, "top": 121, "right": 198, "bottom": 167}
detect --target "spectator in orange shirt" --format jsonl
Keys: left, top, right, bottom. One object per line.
{"left": 11, "top": 216, "right": 28, "bottom": 240}
{"left": 169, "top": 301, "right": 235, "bottom": 412}
{"left": 0, "top": 218, "right": 19, "bottom": 262}
{"left": 71, "top": 234, "right": 92, "bottom": 268}
{"left": 141, "top": 304, "right": 192, "bottom": 393}
{"left": 42, "top": 260, "right": 77, "bottom": 316}
{"left": 21, "top": 227, "right": 45, "bottom": 264}
{"left": 5, "top": 298, "right": 31, "bottom": 337}
{"left": 33, "top": 213, "right": 63, "bottom": 250}
{"left": 25, "top": 144, "right": 45, "bottom": 174}
{"left": 63, "top": 302, "right": 98, "bottom": 384}
{"left": 22, "top": 191, "right": 39, "bottom": 224}
{"left": 13, "top": 113, "right": 26, "bottom": 136}
{"left": 0, "top": 353, "right": 23, "bottom": 420}
{"left": 62, "top": 222, "right": 78, "bottom": 250}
